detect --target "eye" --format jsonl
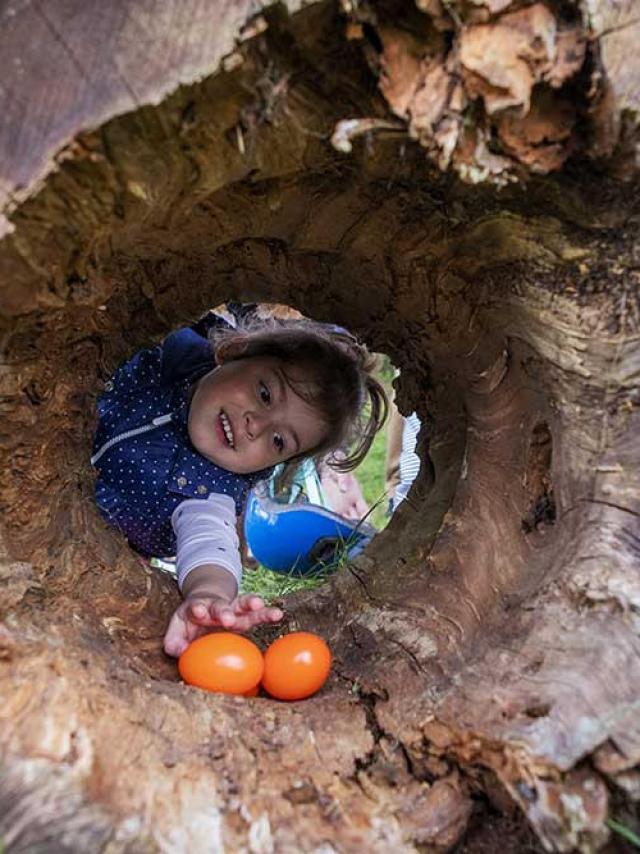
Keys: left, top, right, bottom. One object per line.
{"left": 273, "top": 433, "right": 285, "bottom": 454}
{"left": 259, "top": 381, "right": 271, "bottom": 406}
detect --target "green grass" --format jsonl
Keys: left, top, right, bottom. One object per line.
{"left": 354, "top": 415, "right": 391, "bottom": 530}
{"left": 240, "top": 564, "right": 330, "bottom": 600}
{"left": 607, "top": 818, "right": 640, "bottom": 848}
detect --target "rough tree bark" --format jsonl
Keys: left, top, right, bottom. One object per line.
{"left": 0, "top": 1, "right": 638, "bottom": 852}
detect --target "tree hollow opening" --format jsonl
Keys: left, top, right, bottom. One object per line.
{"left": 1, "top": 1, "right": 639, "bottom": 850}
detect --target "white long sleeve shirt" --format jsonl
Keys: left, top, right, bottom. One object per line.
{"left": 171, "top": 493, "right": 242, "bottom": 590}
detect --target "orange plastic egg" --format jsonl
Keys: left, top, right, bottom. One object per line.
{"left": 262, "top": 632, "right": 332, "bottom": 701}
{"left": 178, "top": 632, "right": 264, "bottom": 695}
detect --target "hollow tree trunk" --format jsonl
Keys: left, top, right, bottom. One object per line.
{"left": 0, "top": 1, "right": 638, "bottom": 852}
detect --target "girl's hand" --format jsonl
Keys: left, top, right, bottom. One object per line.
{"left": 163, "top": 593, "right": 283, "bottom": 658}
{"left": 320, "top": 468, "right": 369, "bottom": 521}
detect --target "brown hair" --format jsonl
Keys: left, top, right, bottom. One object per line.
{"left": 210, "top": 316, "right": 388, "bottom": 478}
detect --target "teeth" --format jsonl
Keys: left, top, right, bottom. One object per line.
{"left": 220, "top": 411, "right": 234, "bottom": 447}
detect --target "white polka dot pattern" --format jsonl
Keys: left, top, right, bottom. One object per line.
{"left": 92, "top": 320, "right": 272, "bottom": 558}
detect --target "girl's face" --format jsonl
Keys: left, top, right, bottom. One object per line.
{"left": 188, "top": 356, "right": 328, "bottom": 474}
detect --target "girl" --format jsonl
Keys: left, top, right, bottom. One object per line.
{"left": 91, "top": 310, "right": 387, "bottom": 657}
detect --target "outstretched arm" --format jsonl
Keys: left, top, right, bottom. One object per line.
{"left": 163, "top": 564, "right": 282, "bottom": 657}
{"left": 163, "top": 494, "right": 283, "bottom": 657}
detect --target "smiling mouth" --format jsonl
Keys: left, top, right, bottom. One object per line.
{"left": 219, "top": 409, "right": 235, "bottom": 449}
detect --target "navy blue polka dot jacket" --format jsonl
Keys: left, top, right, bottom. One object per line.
{"left": 91, "top": 314, "right": 271, "bottom": 557}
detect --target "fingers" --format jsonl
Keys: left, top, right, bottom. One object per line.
{"left": 165, "top": 635, "right": 192, "bottom": 658}
{"left": 233, "top": 595, "right": 283, "bottom": 623}
{"left": 163, "top": 633, "right": 184, "bottom": 658}
{"left": 188, "top": 601, "right": 209, "bottom": 621}
{"left": 163, "top": 593, "right": 284, "bottom": 658}
{"left": 164, "top": 596, "right": 285, "bottom": 658}
{"left": 234, "top": 593, "right": 265, "bottom": 613}
{"left": 187, "top": 598, "right": 234, "bottom": 627}
{"left": 163, "top": 609, "right": 191, "bottom": 658}
{"left": 247, "top": 606, "right": 283, "bottom": 624}
{"left": 231, "top": 606, "right": 284, "bottom": 631}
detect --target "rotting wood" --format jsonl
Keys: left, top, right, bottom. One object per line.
{"left": 0, "top": 1, "right": 638, "bottom": 851}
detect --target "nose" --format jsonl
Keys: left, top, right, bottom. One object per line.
{"left": 244, "top": 411, "right": 268, "bottom": 440}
